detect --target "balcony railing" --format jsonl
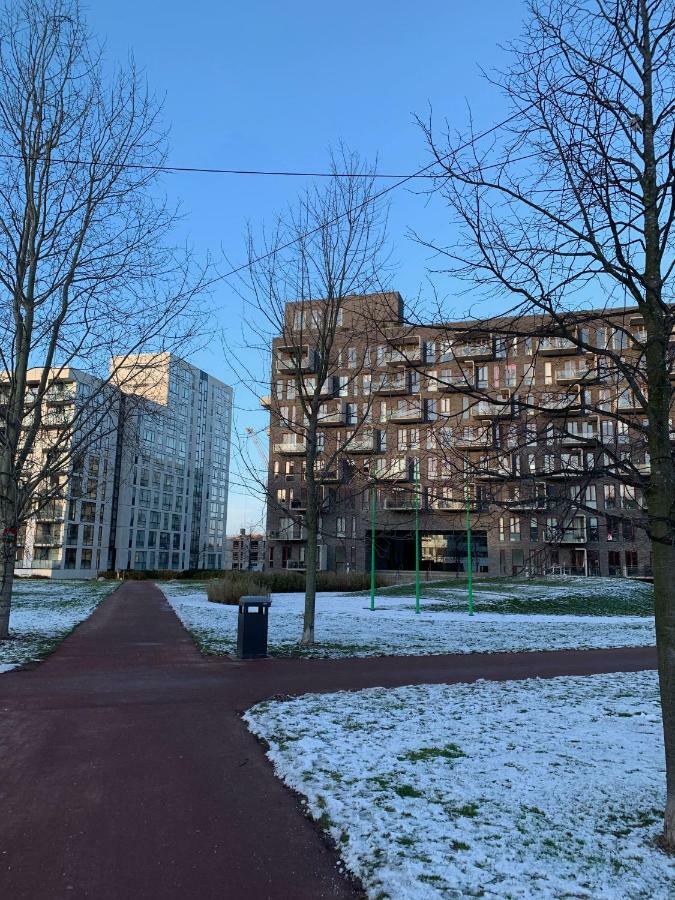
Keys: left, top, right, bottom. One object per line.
{"left": 383, "top": 495, "right": 417, "bottom": 511}
{"left": 276, "top": 349, "right": 317, "bottom": 374}
{"left": 390, "top": 401, "right": 425, "bottom": 423}
{"left": 273, "top": 441, "right": 307, "bottom": 455}
{"left": 475, "top": 456, "right": 513, "bottom": 479}
{"left": 616, "top": 392, "right": 645, "bottom": 413}
{"left": 471, "top": 397, "right": 512, "bottom": 419}
{"left": 544, "top": 526, "right": 587, "bottom": 543}
{"left": 453, "top": 341, "right": 493, "bottom": 360}
{"left": 35, "top": 505, "right": 65, "bottom": 521}
{"left": 345, "top": 433, "right": 379, "bottom": 453}
{"left": 268, "top": 527, "right": 307, "bottom": 541}
{"left": 373, "top": 374, "right": 408, "bottom": 394}
{"left": 535, "top": 390, "right": 582, "bottom": 415}
{"left": 454, "top": 429, "right": 493, "bottom": 449}
{"left": 387, "top": 345, "right": 423, "bottom": 367}
{"left": 561, "top": 423, "right": 598, "bottom": 445}
{"left": 539, "top": 336, "right": 577, "bottom": 354}
{"left": 555, "top": 363, "right": 597, "bottom": 384}
{"left": 16, "top": 559, "right": 63, "bottom": 570}
{"left": 372, "top": 459, "right": 410, "bottom": 481}
{"left": 32, "top": 535, "right": 64, "bottom": 547}
{"left": 318, "top": 410, "right": 344, "bottom": 426}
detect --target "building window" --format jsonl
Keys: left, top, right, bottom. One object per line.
{"left": 80, "top": 549, "right": 92, "bottom": 569}
{"left": 509, "top": 517, "right": 521, "bottom": 542}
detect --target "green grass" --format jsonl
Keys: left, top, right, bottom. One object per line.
{"left": 361, "top": 576, "right": 654, "bottom": 617}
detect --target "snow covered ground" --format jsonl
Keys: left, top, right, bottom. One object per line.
{"left": 161, "top": 579, "right": 655, "bottom": 658}
{"left": 0, "top": 578, "right": 115, "bottom": 672}
{"left": 245, "top": 670, "right": 673, "bottom": 898}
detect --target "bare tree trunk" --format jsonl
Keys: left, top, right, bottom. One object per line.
{"left": 0, "top": 547, "right": 16, "bottom": 639}
{"left": 302, "top": 488, "right": 318, "bottom": 646}
{"left": 301, "top": 426, "right": 319, "bottom": 646}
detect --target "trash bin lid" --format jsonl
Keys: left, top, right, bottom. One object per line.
{"left": 239, "top": 594, "right": 272, "bottom": 607}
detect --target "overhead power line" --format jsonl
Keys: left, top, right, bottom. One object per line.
{"left": 0, "top": 106, "right": 528, "bottom": 284}
{"left": 219, "top": 109, "right": 526, "bottom": 281}
{"left": 0, "top": 154, "right": 444, "bottom": 179}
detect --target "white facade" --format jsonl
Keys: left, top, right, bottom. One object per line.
{"left": 14, "top": 355, "right": 232, "bottom": 578}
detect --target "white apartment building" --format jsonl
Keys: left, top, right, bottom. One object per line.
{"left": 14, "top": 354, "right": 232, "bottom": 578}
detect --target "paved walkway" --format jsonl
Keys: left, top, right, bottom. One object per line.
{"left": 0, "top": 582, "right": 657, "bottom": 899}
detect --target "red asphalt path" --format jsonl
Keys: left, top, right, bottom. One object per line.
{"left": 0, "top": 581, "right": 657, "bottom": 899}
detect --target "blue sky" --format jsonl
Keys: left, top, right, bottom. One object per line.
{"left": 87, "top": 0, "right": 527, "bottom": 530}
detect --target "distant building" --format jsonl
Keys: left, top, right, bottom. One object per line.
{"left": 13, "top": 354, "right": 232, "bottom": 578}
{"left": 225, "top": 529, "right": 266, "bottom": 571}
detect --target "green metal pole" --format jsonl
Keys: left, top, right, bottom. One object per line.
{"left": 415, "top": 461, "right": 420, "bottom": 615}
{"left": 466, "top": 486, "right": 474, "bottom": 616}
{"left": 370, "top": 485, "right": 376, "bottom": 611}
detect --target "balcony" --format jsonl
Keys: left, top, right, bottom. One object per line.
{"left": 616, "top": 391, "right": 645, "bottom": 414}
{"left": 428, "top": 494, "right": 481, "bottom": 512}
{"left": 260, "top": 395, "right": 272, "bottom": 409}
{"left": 317, "top": 467, "right": 342, "bottom": 483}
{"left": 273, "top": 440, "right": 306, "bottom": 455}
{"left": 43, "top": 408, "right": 74, "bottom": 428}
{"left": 387, "top": 341, "right": 424, "bottom": 367}
{"left": 543, "top": 455, "right": 585, "bottom": 478}
{"left": 536, "top": 389, "right": 583, "bottom": 415}
{"left": 390, "top": 400, "right": 425, "bottom": 423}
{"left": 372, "top": 458, "right": 410, "bottom": 481}
{"left": 16, "top": 559, "right": 63, "bottom": 570}
{"left": 373, "top": 373, "right": 408, "bottom": 395}
{"left": 345, "top": 433, "right": 379, "bottom": 453}
{"left": 471, "top": 394, "right": 512, "bottom": 420}
{"left": 35, "top": 505, "right": 65, "bottom": 522}
{"left": 453, "top": 340, "right": 493, "bottom": 361}
{"left": 44, "top": 385, "right": 76, "bottom": 404}
{"left": 544, "top": 522, "right": 587, "bottom": 543}
{"left": 555, "top": 361, "right": 598, "bottom": 384}
{"left": 454, "top": 428, "right": 493, "bottom": 449}
{"left": 302, "top": 376, "right": 336, "bottom": 398}
{"left": 32, "top": 534, "right": 64, "bottom": 547}
{"left": 561, "top": 421, "right": 598, "bottom": 445}
{"left": 506, "top": 495, "right": 547, "bottom": 511}
{"left": 383, "top": 494, "right": 417, "bottom": 511}
{"left": 318, "top": 409, "right": 345, "bottom": 427}
{"left": 268, "top": 527, "right": 307, "bottom": 541}
{"left": 475, "top": 455, "right": 513, "bottom": 479}
{"left": 539, "top": 336, "right": 577, "bottom": 355}
{"left": 276, "top": 347, "right": 317, "bottom": 374}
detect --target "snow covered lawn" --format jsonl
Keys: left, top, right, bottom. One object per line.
{"left": 161, "top": 578, "right": 655, "bottom": 658}
{"left": 0, "top": 578, "right": 115, "bottom": 672}
{"left": 245, "top": 670, "right": 674, "bottom": 898}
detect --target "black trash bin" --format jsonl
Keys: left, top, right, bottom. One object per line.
{"left": 236, "top": 595, "right": 272, "bottom": 659}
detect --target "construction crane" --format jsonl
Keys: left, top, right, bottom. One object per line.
{"left": 245, "top": 427, "right": 268, "bottom": 466}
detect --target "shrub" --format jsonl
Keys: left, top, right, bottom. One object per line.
{"left": 206, "top": 570, "right": 391, "bottom": 604}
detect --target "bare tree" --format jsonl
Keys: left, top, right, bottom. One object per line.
{"left": 242, "top": 147, "right": 390, "bottom": 645}
{"left": 0, "top": 0, "right": 208, "bottom": 637}
{"left": 417, "top": 0, "right": 675, "bottom": 848}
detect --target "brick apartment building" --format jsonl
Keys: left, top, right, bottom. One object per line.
{"left": 264, "top": 292, "right": 655, "bottom": 579}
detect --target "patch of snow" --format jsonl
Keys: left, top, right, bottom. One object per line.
{"left": 245, "top": 671, "right": 673, "bottom": 898}
{"left": 161, "top": 581, "right": 655, "bottom": 658}
{"left": 0, "top": 579, "right": 115, "bottom": 672}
